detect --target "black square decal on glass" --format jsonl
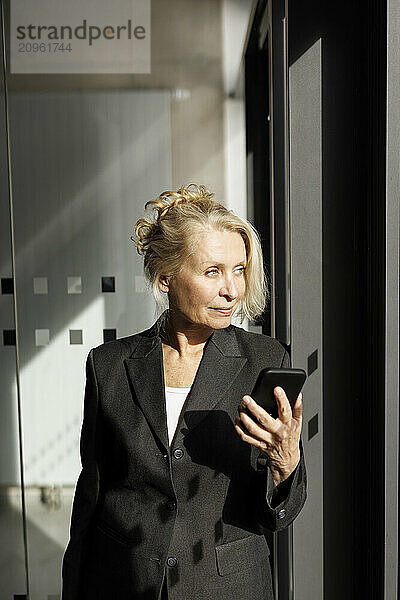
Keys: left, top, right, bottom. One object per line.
{"left": 307, "top": 349, "right": 318, "bottom": 376}
{"left": 69, "top": 329, "right": 83, "bottom": 345}
{"left": 102, "top": 276, "right": 115, "bottom": 293}
{"left": 14, "top": 595, "right": 27, "bottom": 600}
{"left": 103, "top": 328, "right": 117, "bottom": 343}
{"left": 308, "top": 413, "right": 319, "bottom": 441}
{"left": 3, "top": 329, "right": 16, "bottom": 346}
{"left": 1, "top": 278, "right": 14, "bottom": 294}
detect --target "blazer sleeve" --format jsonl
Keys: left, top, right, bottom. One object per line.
{"left": 253, "top": 349, "right": 307, "bottom": 532}
{"left": 62, "top": 348, "right": 100, "bottom": 599}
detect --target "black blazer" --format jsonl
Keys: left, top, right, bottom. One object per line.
{"left": 62, "top": 310, "right": 307, "bottom": 600}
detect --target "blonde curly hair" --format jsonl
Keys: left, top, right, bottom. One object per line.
{"left": 132, "top": 184, "right": 268, "bottom": 322}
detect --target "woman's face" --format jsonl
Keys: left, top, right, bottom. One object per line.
{"left": 162, "top": 228, "right": 247, "bottom": 331}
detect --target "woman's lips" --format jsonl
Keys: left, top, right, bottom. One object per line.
{"left": 212, "top": 307, "right": 233, "bottom": 314}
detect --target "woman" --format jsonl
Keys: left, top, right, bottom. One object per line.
{"left": 62, "top": 184, "right": 306, "bottom": 600}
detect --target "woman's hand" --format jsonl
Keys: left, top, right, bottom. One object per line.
{"left": 234, "top": 387, "right": 303, "bottom": 486}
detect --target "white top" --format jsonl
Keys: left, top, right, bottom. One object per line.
{"left": 165, "top": 385, "right": 191, "bottom": 444}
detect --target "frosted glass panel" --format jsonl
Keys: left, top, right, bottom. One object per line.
{"left": 8, "top": 89, "right": 171, "bottom": 598}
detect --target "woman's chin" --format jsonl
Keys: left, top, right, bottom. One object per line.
{"left": 207, "top": 310, "right": 234, "bottom": 327}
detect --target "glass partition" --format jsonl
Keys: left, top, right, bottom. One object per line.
{"left": 1, "top": 0, "right": 235, "bottom": 597}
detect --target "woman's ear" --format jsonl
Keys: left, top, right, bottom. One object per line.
{"left": 158, "top": 275, "right": 170, "bottom": 293}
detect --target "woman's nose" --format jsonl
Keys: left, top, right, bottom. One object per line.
{"left": 219, "top": 275, "right": 237, "bottom": 299}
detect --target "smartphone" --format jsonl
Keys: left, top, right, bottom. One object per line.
{"left": 249, "top": 368, "right": 307, "bottom": 419}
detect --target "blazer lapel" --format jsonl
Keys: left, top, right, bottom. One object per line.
{"left": 124, "top": 311, "right": 248, "bottom": 450}
{"left": 124, "top": 313, "right": 169, "bottom": 451}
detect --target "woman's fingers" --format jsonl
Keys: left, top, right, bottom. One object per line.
{"left": 292, "top": 393, "right": 303, "bottom": 424}
{"left": 240, "top": 395, "right": 280, "bottom": 434}
{"left": 236, "top": 408, "right": 275, "bottom": 443}
{"left": 235, "top": 392, "right": 302, "bottom": 458}
{"left": 273, "top": 387, "right": 292, "bottom": 425}
{"left": 234, "top": 417, "right": 273, "bottom": 452}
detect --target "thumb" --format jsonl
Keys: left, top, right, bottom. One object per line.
{"left": 292, "top": 392, "right": 303, "bottom": 423}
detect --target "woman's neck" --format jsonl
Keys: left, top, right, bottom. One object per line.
{"left": 161, "top": 311, "right": 212, "bottom": 357}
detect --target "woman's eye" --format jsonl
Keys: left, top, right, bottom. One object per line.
{"left": 206, "top": 269, "right": 218, "bottom": 275}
